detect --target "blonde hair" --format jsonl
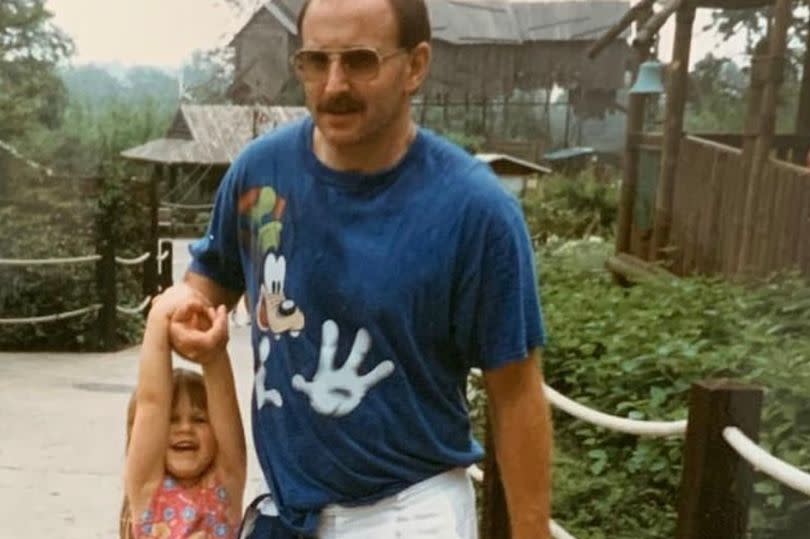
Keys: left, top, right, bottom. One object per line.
{"left": 119, "top": 368, "right": 208, "bottom": 539}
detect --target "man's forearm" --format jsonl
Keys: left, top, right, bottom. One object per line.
{"left": 485, "top": 355, "right": 553, "bottom": 539}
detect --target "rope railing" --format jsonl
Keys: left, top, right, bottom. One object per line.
{"left": 723, "top": 426, "right": 810, "bottom": 497}
{"left": 0, "top": 304, "right": 102, "bottom": 325}
{"left": 0, "top": 254, "right": 101, "bottom": 266}
{"left": 160, "top": 202, "right": 214, "bottom": 210}
{"left": 115, "top": 252, "right": 151, "bottom": 266}
{"left": 469, "top": 369, "right": 687, "bottom": 437}
{"left": 543, "top": 384, "right": 688, "bottom": 437}
{"left": 468, "top": 368, "right": 687, "bottom": 539}
{"left": 116, "top": 296, "right": 152, "bottom": 316}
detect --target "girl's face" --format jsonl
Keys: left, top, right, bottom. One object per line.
{"left": 165, "top": 390, "right": 217, "bottom": 482}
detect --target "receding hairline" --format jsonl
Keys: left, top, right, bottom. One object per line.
{"left": 296, "top": 0, "right": 431, "bottom": 50}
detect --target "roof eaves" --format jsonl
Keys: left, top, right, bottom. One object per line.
{"left": 266, "top": 0, "right": 298, "bottom": 35}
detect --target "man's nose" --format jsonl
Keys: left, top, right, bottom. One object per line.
{"left": 323, "top": 56, "right": 350, "bottom": 93}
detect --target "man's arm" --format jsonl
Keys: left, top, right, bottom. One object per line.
{"left": 483, "top": 349, "right": 553, "bottom": 539}
{"left": 164, "top": 272, "right": 242, "bottom": 362}
{"left": 183, "top": 271, "right": 243, "bottom": 311}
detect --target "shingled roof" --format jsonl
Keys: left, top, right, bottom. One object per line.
{"left": 121, "top": 105, "right": 308, "bottom": 165}
{"left": 254, "top": 0, "right": 628, "bottom": 44}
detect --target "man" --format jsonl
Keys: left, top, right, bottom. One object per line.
{"left": 170, "top": 0, "right": 552, "bottom": 537}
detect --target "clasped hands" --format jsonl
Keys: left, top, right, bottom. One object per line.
{"left": 150, "top": 283, "right": 229, "bottom": 366}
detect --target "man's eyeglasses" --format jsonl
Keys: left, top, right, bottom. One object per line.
{"left": 291, "top": 47, "right": 406, "bottom": 83}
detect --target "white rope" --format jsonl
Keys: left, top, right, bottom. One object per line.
{"left": 723, "top": 426, "right": 810, "bottom": 497}
{"left": 115, "top": 252, "right": 151, "bottom": 266}
{"left": 466, "top": 465, "right": 577, "bottom": 539}
{"left": 468, "top": 369, "right": 687, "bottom": 437}
{"left": 0, "top": 304, "right": 102, "bottom": 325}
{"left": 550, "top": 520, "right": 578, "bottom": 539}
{"left": 116, "top": 296, "right": 152, "bottom": 315}
{"left": 160, "top": 202, "right": 214, "bottom": 210}
{"left": 0, "top": 138, "right": 54, "bottom": 176}
{"left": 158, "top": 249, "right": 171, "bottom": 262}
{"left": 543, "top": 384, "right": 688, "bottom": 437}
{"left": 0, "top": 254, "right": 101, "bottom": 266}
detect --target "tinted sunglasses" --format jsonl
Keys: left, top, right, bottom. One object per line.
{"left": 291, "top": 47, "right": 406, "bottom": 82}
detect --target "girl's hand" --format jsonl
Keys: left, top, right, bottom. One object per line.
{"left": 150, "top": 283, "right": 210, "bottom": 321}
{"left": 169, "top": 302, "right": 229, "bottom": 365}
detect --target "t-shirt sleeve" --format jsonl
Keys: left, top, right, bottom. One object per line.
{"left": 188, "top": 162, "right": 245, "bottom": 294}
{"left": 452, "top": 195, "right": 546, "bottom": 371}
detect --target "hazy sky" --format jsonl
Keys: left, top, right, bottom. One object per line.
{"left": 46, "top": 0, "right": 242, "bottom": 68}
{"left": 45, "top": 0, "right": 745, "bottom": 69}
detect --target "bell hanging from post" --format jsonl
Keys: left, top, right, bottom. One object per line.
{"left": 629, "top": 60, "right": 665, "bottom": 95}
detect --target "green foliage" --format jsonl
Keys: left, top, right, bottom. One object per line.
{"left": 527, "top": 239, "right": 810, "bottom": 538}
{"left": 0, "top": 174, "right": 149, "bottom": 351}
{"left": 1, "top": 63, "right": 179, "bottom": 351}
{"left": 182, "top": 48, "right": 234, "bottom": 104}
{"left": 0, "top": 0, "right": 73, "bottom": 140}
{"left": 521, "top": 167, "right": 620, "bottom": 243}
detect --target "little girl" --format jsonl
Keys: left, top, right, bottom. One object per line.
{"left": 121, "top": 289, "right": 246, "bottom": 539}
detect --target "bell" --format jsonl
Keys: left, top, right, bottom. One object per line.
{"left": 629, "top": 60, "right": 665, "bottom": 95}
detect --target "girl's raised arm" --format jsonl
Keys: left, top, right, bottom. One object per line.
{"left": 173, "top": 304, "right": 247, "bottom": 506}
{"left": 124, "top": 304, "right": 175, "bottom": 512}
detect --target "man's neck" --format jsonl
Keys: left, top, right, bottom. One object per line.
{"left": 313, "top": 117, "right": 417, "bottom": 174}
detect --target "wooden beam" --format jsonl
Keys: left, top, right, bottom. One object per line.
{"left": 633, "top": 0, "right": 684, "bottom": 50}
{"left": 616, "top": 8, "right": 655, "bottom": 256}
{"left": 587, "top": 0, "right": 656, "bottom": 59}
{"left": 737, "top": 0, "right": 792, "bottom": 275}
{"left": 795, "top": 16, "right": 810, "bottom": 136}
{"left": 651, "top": 5, "right": 696, "bottom": 261}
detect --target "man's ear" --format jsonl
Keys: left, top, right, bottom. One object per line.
{"left": 404, "top": 42, "right": 431, "bottom": 96}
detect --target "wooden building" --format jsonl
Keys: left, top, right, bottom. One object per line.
{"left": 121, "top": 105, "right": 307, "bottom": 234}
{"left": 227, "top": 0, "right": 631, "bottom": 123}
{"left": 590, "top": 0, "right": 810, "bottom": 279}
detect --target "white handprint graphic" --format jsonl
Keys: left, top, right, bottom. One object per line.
{"left": 256, "top": 337, "right": 283, "bottom": 409}
{"left": 292, "top": 320, "right": 395, "bottom": 417}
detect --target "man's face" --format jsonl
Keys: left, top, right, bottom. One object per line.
{"left": 297, "top": 0, "right": 415, "bottom": 149}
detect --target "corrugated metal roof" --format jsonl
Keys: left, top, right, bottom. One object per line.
{"left": 476, "top": 153, "right": 552, "bottom": 174}
{"left": 121, "top": 105, "right": 309, "bottom": 165}
{"left": 255, "top": 0, "right": 629, "bottom": 44}
{"left": 431, "top": 0, "right": 522, "bottom": 44}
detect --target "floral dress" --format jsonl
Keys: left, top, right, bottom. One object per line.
{"left": 133, "top": 475, "right": 238, "bottom": 539}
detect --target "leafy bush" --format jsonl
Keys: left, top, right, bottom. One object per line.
{"left": 524, "top": 239, "right": 810, "bottom": 539}
{"left": 522, "top": 167, "right": 619, "bottom": 244}
{"left": 0, "top": 174, "right": 148, "bottom": 351}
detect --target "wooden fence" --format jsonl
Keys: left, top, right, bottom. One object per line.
{"left": 624, "top": 134, "right": 810, "bottom": 278}
{"left": 480, "top": 378, "right": 810, "bottom": 539}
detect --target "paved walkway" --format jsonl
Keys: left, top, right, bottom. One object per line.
{"left": 0, "top": 240, "right": 262, "bottom": 538}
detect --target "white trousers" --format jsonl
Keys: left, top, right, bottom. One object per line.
{"left": 317, "top": 468, "right": 478, "bottom": 539}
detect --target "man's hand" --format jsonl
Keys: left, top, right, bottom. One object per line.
{"left": 150, "top": 283, "right": 210, "bottom": 321}
{"left": 169, "top": 301, "right": 229, "bottom": 365}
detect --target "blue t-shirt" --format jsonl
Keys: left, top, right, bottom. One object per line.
{"left": 190, "top": 117, "right": 545, "bottom": 535}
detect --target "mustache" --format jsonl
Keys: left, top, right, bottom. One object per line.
{"left": 317, "top": 93, "right": 365, "bottom": 114}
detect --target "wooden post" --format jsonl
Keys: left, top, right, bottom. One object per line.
{"left": 158, "top": 240, "right": 174, "bottom": 291}
{"left": 141, "top": 170, "right": 160, "bottom": 316}
{"left": 795, "top": 17, "right": 810, "bottom": 138}
{"left": 95, "top": 178, "right": 117, "bottom": 350}
{"left": 615, "top": 4, "right": 654, "bottom": 255}
{"left": 737, "top": 0, "right": 792, "bottom": 275}
{"left": 481, "top": 410, "right": 510, "bottom": 539}
{"left": 675, "top": 380, "right": 764, "bottom": 539}
{"left": 651, "top": 5, "right": 696, "bottom": 262}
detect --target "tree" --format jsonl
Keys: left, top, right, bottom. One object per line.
{"left": 0, "top": 0, "right": 73, "bottom": 140}
{"left": 181, "top": 48, "right": 234, "bottom": 104}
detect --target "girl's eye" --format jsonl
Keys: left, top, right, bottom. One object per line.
{"left": 192, "top": 415, "right": 208, "bottom": 423}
